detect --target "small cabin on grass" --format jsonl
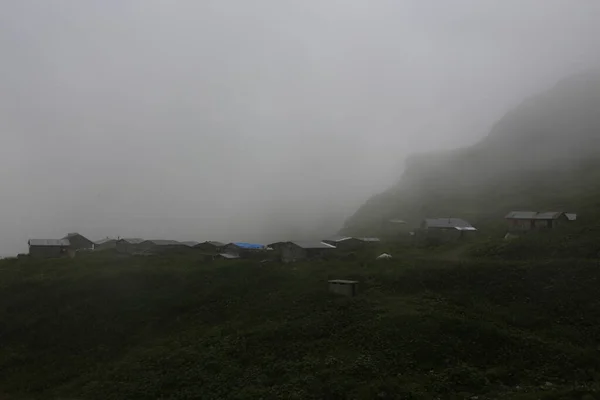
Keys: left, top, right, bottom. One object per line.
{"left": 420, "top": 218, "right": 477, "bottom": 242}
{"left": 328, "top": 280, "right": 359, "bottom": 297}
{"left": 63, "top": 233, "right": 94, "bottom": 251}
{"left": 28, "top": 239, "right": 72, "bottom": 258}
{"left": 505, "top": 211, "right": 569, "bottom": 232}
{"left": 94, "top": 238, "right": 118, "bottom": 251}
{"left": 323, "top": 236, "right": 381, "bottom": 251}
{"left": 280, "top": 241, "right": 336, "bottom": 263}
{"left": 323, "top": 236, "right": 361, "bottom": 251}
{"left": 115, "top": 238, "right": 145, "bottom": 254}
{"left": 223, "top": 242, "right": 265, "bottom": 259}
{"left": 194, "top": 241, "right": 225, "bottom": 253}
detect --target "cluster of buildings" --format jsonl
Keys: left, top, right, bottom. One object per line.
{"left": 413, "top": 211, "right": 577, "bottom": 242}
{"left": 26, "top": 233, "right": 382, "bottom": 263}
{"left": 26, "top": 211, "right": 576, "bottom": 260}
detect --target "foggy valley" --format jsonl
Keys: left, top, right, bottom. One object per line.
{"left": 2, "top": 1, "right": 599, "bottom": 255}
{"left": 4, "top": 2, "right": 600, "bottom": 399}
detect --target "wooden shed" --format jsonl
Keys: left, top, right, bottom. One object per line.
{"left": 328, "top": 279, "right": 359, "bottom": 297}
{"left": 63, "top": 233, "right": 95, "bottom": 251}
{"left": 28, "top": 239, "right": 72, "bottom": 258}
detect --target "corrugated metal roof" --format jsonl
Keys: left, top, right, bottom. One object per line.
{"left": 505, "top": 211, "right": 538, "bottom": 219}
{"left": 219, "top": 253, "right": 240, "bottom": 259}
{"left": 146, "top": 240, "right": 182, "bottom": 246}
{"left": 291, "top": 241, "right": 336, "bottom": 249}
{"left": 536, "top": 212, "right": 565, "bottom": 220}
{"left": 118, "top": 238, "right": 145, "bottom": 244}
{"left": 505, "top": 211, "right": 565, "bottom": 220}
{"left": 231, "top": 242, "right": 264, "bottom": 250}
{"left": 358, "top": 237, "right": 380, "bottom": 242}
{"left": 324, "top": 235, "right": 353, "bottom": 243}
{"left": 95, "top": 238, "right": 117, "bottom": 245}
{"left": 425, "top": 218, "right": 475, "bottom": 229}
{"left": 29, "top": 239, "right": 70, "bottom": 247}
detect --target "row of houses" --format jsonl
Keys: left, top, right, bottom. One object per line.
{"left": 27, "top": 233, "right": 382, "bottom": 262}
{"left": 27, "top": 211, "right": 575, "bottom": 258}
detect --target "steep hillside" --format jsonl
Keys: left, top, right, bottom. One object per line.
{"left": 2, "top": 252, "right": 600, "bottom": 399}
{"left": 344, "top": 71, "right": 600, "bottom": 235}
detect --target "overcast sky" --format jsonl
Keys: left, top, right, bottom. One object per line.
{"left": 1, "top": 1, "right": 599, "bottom": 254}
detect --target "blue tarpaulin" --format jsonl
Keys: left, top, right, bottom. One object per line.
{"left": 232, "top": 242, "right": 264, "bottom": 249}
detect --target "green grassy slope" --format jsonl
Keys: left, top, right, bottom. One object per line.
{"left": 2, "top": 252, "right": 600, "bottom": 399}
{"left": 343, "top": 72, "right": 600, "bottom": 236}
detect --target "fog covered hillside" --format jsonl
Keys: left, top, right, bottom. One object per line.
{"left": 344, "top": 71, "right": 600, "bottom": 234}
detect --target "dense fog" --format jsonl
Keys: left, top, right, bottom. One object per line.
{"left": 1, "top": 1, "right": 599, "bottom": 254}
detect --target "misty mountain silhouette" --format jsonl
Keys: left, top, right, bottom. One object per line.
{"left": 344, "top": 71, "right": 600, "bottom": 234}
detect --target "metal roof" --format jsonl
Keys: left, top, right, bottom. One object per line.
{"left": 324, "top": 235, "right": 353, "bottom": 243}
{"left": 505, "top": 211, "right": 565, "bottom": 220}
{"left": 29, "top": 239, "right": 70, "bottom": 247}
{"left": 95, "top": 238, "right": 117, "bottom": 245}
{"left": 181, "top": 241, "right": 200, "bottom": 247}
{"left": 202, "top": 241, "right": 225, "bottom": 247}
{"left": 358, "top": 237, "right": 380, "bottom": 242}
{"left": 145, "top": 240, "right": 182, "bottom": 246}
{"left": 118, "top": 238, "right": 145, "bottom": 244}
{"left": 218, "top": 253, "right": 240, "bottom": 259}
{"left": 389, "top": 219, "right": 407, "bottom": 224}
{"left": 424, "top": 218, "right": 475, "bottom": 229}
{"left": 566, "top": 213, "right": 577, "bottom": 221}
{"left": 230, "top": 242, "right": 264, "bottom": 250}
{"left": 291, "top": 241, "right": 336, "bottom": 249}
{"left": 328, "top": 279, "right": 358, "bottom": 284}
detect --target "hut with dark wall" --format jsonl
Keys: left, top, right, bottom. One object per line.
{"left": 63, "top": 233, "right": 95, "bottom": 251}
{"left": 194, "top": 241, "right": 225, "bottom": 254}
{"left": 94, "top": 238, "right": 118, "bottom": 251}
{"left": 420, "top": 218, "right": 477, "bottom": 242}
{"left": 223, "top": 242, "right": 265, "bottom": 259}
{"left": 505, "top": 211, "right": 570, "bottom": 233}
{"left": 28, "top": 239, "right": 72, "bottom": 258}
{"left": 280, "top": 241, "right": 336, "bottom": 263}
{"left": 115, "top": 238, "right": 145, "bottom": 254}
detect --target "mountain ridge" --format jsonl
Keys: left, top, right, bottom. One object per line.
{"left": 343, "top": 71, "right": 600, "bottom": 234}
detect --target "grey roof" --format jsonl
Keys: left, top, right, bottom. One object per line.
{"left": 505, "top": 211, "right": 565, "bottom": 220}
{"left": 291, "top": 241, "right": 336, "bottom": 249}
{"left": 389, "top": 219, "right": 407, "bottom": 224}
{"left": 566, "top": 213, "right": 577, "bottom": 221}
{"left": 218, "top": 253, "right": 240, "bottom": 259}
{"left": 328, "top": 279, "right": 358, "bottom": 284}
{"left": 358, "top": 237, "right": 380, "bottom": 242}
{"left": 95, "top": 238, "right": 117, "bottom": 245}
{"left": 424, "top": 218, "right": 475, "bottom": 230}
{"left": 118, "top": 238, "right": 145, "bottom": 244}
{"left": 145, "top": 240, "right": 183, "bottom": 246}
{"left": 200, "top": 241, "right": 225, "bottom": 247}
{"left": 181, "top": 241, "right": 200, "bottom": 247}
{"left": 324, "top": 235, "right": 353, "bottom": 243}
{"left": 29, "top": 239, "right": 70, "bottom": 247}
{"left": 63, "top": 232, "right": 91, "bottom": 240}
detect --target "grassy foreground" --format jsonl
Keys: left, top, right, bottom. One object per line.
{"left": 1, "top": 251, "right": 600, "bottom": 399}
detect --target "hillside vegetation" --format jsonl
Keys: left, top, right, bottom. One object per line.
{"left": 344, "top": 71, "right": 600, "bottom": 235}
{"left": 2, "top": 251, "right": 600, "bottom": 399}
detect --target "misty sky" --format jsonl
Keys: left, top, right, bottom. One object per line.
{"left": 1, "top": 1, "right": 599, "bottom": 254}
